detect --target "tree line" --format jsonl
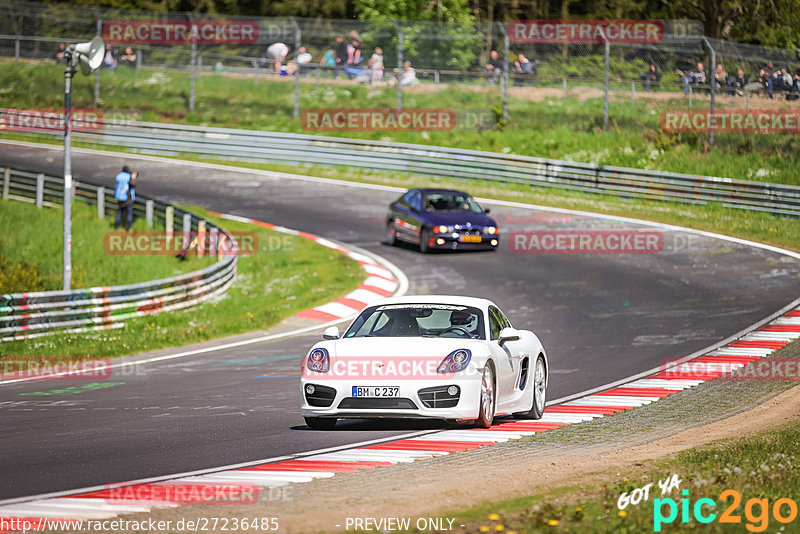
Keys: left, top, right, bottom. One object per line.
{"left": 45, "top": 0, "right": 800, "bottom": 49}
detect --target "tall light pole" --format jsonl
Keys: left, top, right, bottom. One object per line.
{"left": 62, "top": 36, "right": 104, "bottom": 291}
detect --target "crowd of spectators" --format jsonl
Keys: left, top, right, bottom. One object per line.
{"left": 671, "top": 59, "right": 800, "bottom": 100}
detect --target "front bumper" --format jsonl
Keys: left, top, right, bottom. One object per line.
{"left": 429, "top": 234, "right": 500, "bottom": 250}
{"left": 300, "top": 377, "right": 483, "bottom": 421}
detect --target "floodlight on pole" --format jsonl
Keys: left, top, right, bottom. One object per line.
{"left": 62, "top": 35, "right": 104, "bottom": 291}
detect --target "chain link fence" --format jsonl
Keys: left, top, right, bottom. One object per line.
{"left": 2, "top": 0, "right": 800, "bottom": 142}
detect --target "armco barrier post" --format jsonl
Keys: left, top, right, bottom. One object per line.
{"left": 209, "top": 227, "right": 219, "bottom": 256}
{"left": 145, "top": 199, "right": 154, "bottom": 227}
{"left": 2, "top": 168, "right": 9, "bottom": 199}
{"left": 97, "top": 186, "right": 105, "bottom": 218}
{"left": 702, "top": 37, "right": 716, "bottom": 145}
{"left": 187, "top": 12, "right": 196, "bottom": 113}
{"left": 36, "top": 173, "right": 44, "bottom": 208}
{"left": 165, "top": 205, "right": 174, "bottom": 246}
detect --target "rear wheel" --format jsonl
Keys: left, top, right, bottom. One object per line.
{"left": 304, "top": 417, "right": 337, "bottom": 430}
{"left": 419, "top": 228, "right": 431, "bottom": 253}
{"left": 474, "top": 364, "right": 496, "bottom": 428}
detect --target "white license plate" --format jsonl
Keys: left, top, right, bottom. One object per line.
{"left": 352, "top": 386, "right": 400, "bottom": 397}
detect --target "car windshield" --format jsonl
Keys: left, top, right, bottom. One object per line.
{"left": 344, "top": 304, "right": 485, "bottom": 339}
{"left": 423, "top": 192, "right": 483, "bottom": 213}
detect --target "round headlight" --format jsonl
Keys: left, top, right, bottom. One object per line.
{"left": 305, "top": 384, "right": 315, "bottom": 395}
{"left": 447, "top": 385, "right": 459, "bottom": 396}
{"left": 452, "top": 350, "right": 468, "bottom": 364}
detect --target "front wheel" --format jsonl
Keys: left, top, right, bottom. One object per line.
{"left": 419, "top": 228, "right": 431, "bottom": 254}
{"left": 474, "top": 364, "right": 496, "bottom": 428}
{"left": 386, "top": 221, "right": 397, "bottom": 246}
{"left": 304, "top": 417, "right": 337, "bottom": 430}
{"left": 514, "top": 356, "right": 546, "bottom": 419}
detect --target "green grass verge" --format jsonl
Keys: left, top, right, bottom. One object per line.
{"left": 452, "top": 416, "right": 800, "bottom": 533}
{"left": 0, "top": 198, "right": 213, "bottom": 293}
{"left": 2, "top": 60, "right": 799, "bottom": 185}
{"left": 1, "top": 206, "right": 365, "bottom": 359}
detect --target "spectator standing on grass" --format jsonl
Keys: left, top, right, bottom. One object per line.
{"left": 119, "top": 47, "right": 137, "bottom": 68}
{"left": 680, "top": 62, "right": 705, "bottom": 94}
{"left": 102, "top": 44, "right": 117, "bottom": 70}
{"left": 762, "top": 60, "right": 776, "bottom": 98}
{"left": 265, "top": 42, "right": 289, "bottom": 75}
{"left": 334, "top": 35, "right": 348, "bottom": 78}
{"left": 114, "top": 166, "right": 136, "bottom": 231}
{"left": 52, "top": 42, "right": 66, "bottom": 64}
{"left": 320, "top": 46, "right": 336, "bottom": 77}
{"left": 641, "top": 63, "right": 661, "bottom": 91}
{"left": 369, "top": 47, "right": 384, "bottom": 85}
{"left": 485, "top": 50, "right": 503, "bottom": 85}
{"left": 296, "top": 46, "right": 312, "bottom": 75}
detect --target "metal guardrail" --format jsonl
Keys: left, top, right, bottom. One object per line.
{"left": 63, "top": 120, "right": 800, "bottom": 217}
{"left": 0, "top": 166, "right": 238, "bottom": 340}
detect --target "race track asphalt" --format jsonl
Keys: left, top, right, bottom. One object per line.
{"left": 2, "top": 142, "right": 799, "bottom": 500}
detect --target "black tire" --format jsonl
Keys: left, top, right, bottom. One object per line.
{"left": 514, "top": 356, "right": 546, "bottom": 420}
{"left": 304, "top": 417, "right": 337, "bottom": 430}
{"left": 419, "top": 228, "right": 431, "bottom": 254}
{"left": 386, "top": 221, "right": 397, "bottom": 246}
{"left": 474, "top": 364, "right": 496, "bottom": 428}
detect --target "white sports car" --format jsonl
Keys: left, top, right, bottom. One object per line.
{"left": 300, "top": 295, "right": 548, "bottom": 430}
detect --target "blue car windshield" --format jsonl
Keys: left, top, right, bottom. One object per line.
{"left": 424, "top": 193, "right": 482, "bottom": 213}
{"left": 344, "top": 304, "right": 485, "bottom": 339}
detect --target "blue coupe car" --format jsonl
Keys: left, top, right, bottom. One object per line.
{"left": 386, "top": 188, "right": 499, "bottom": 253}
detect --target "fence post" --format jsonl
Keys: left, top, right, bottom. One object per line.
{"left": 36, "top": 173, "right": 44, "bottom": 208}
{"left": 632, "top": 81, "right": 636, "bottom": 104}
{"left": 165, "top": 205, "right": 174, "bottom": 247}
{"left": 197, "top": 220, "right": 206, "bottom": 256}
{"left": 599, "top": 28, "right": 609, "bottom": 130}
{"left": 2, "top": 168, "right": 9, "bottom": 199}
{"left": 92, "top": 8, "right": 101, "bottom": 107}
{"left": 702, "top": 37, "right": 716, "bottom": 145}
{"left": 563, "top": 78, "right": 567, "bottom": 101}
{"left": 688, "top": 86, "right": 692, "bottom": 109}
{"left": 183, "top": 212, "right": 192, "bottom": 251}
{"left": 434, "top": 70, "right": 439, "bottom": 93}
{"left": 746, "top": 91, "right": 750, "bottom": 112}
{"left": 145, "top": 199, "right": 154, "bottom": 227}
{"left": 97, "top": 186, "right": 105, "bottom": 218}
{"left": 290, "top": 17, "right": 301, "bottom": 120}
{"left": 136, "top": 48, "right": 142, "bottom": 72}
{"left": 14, "top": 37, "right": 20, "bottom": 62}
{"left": 187, "top": 12, "right": 196, "bottom": 113}
{"left": 496, "top": 21, "right": 509, "bottom": 123}
{"left": 392, "top": 20, "right": 403, "bottom": 111}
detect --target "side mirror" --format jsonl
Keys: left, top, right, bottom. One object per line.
{"left": 323, "top": 326, "right": 340, "bottom": 340}
{"left": 484, "top": 208, "right": 491, "bottom": 214}
{"left": 498, "top": 326, "right": 520, "bottom": 346}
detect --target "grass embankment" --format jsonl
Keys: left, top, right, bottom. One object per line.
{"left": 453, "top": 340, "right": 800, "bottom": 534}
{"left": 0, "top": 200, "right": 365, "bottom": 359}
{"left": 457, "top": 419, "right": 800, "bottom": 533}
{"left": 1, "top": 61, "right": 799, "bottom": 184}
{"left": 0, "top": 197, "right": 213, "bottom": 293}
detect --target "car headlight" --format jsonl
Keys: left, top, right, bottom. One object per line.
{"left": 437, "top": 349, "right": 472, "bottom": 374}
{"left": 306, "top": 348, "right": 330, "bottom": 373}
{"left": 483, "top": 226, "right": 498, "bottom": 235}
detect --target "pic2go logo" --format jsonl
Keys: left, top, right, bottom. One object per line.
{"left": 654, "top": 489, "right": 798, "bottom": 532}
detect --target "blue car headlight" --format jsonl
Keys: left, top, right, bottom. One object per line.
{"left": 437, "top": 349, "right": 472, "bottom": 374}
{"left": 307, "top": 348, "right": 330, "bottom": 373}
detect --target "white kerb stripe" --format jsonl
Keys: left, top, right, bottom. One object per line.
{"left": 344, "top": 288, "right": 386, "bottom": 304}
{"left": 361, "top": 264, "right": 394, "bottom": 279}
{"left": 363, "top": 275, "right": 399, "bottom": 291}
{"left": 626, "top": 379, "right": 704, "bottom": 389}
{"left": 566, "top": 396, "right": 655, "bottom": 407}
{"left": 312, "top": 302, "right": 362, "bottom": 318}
